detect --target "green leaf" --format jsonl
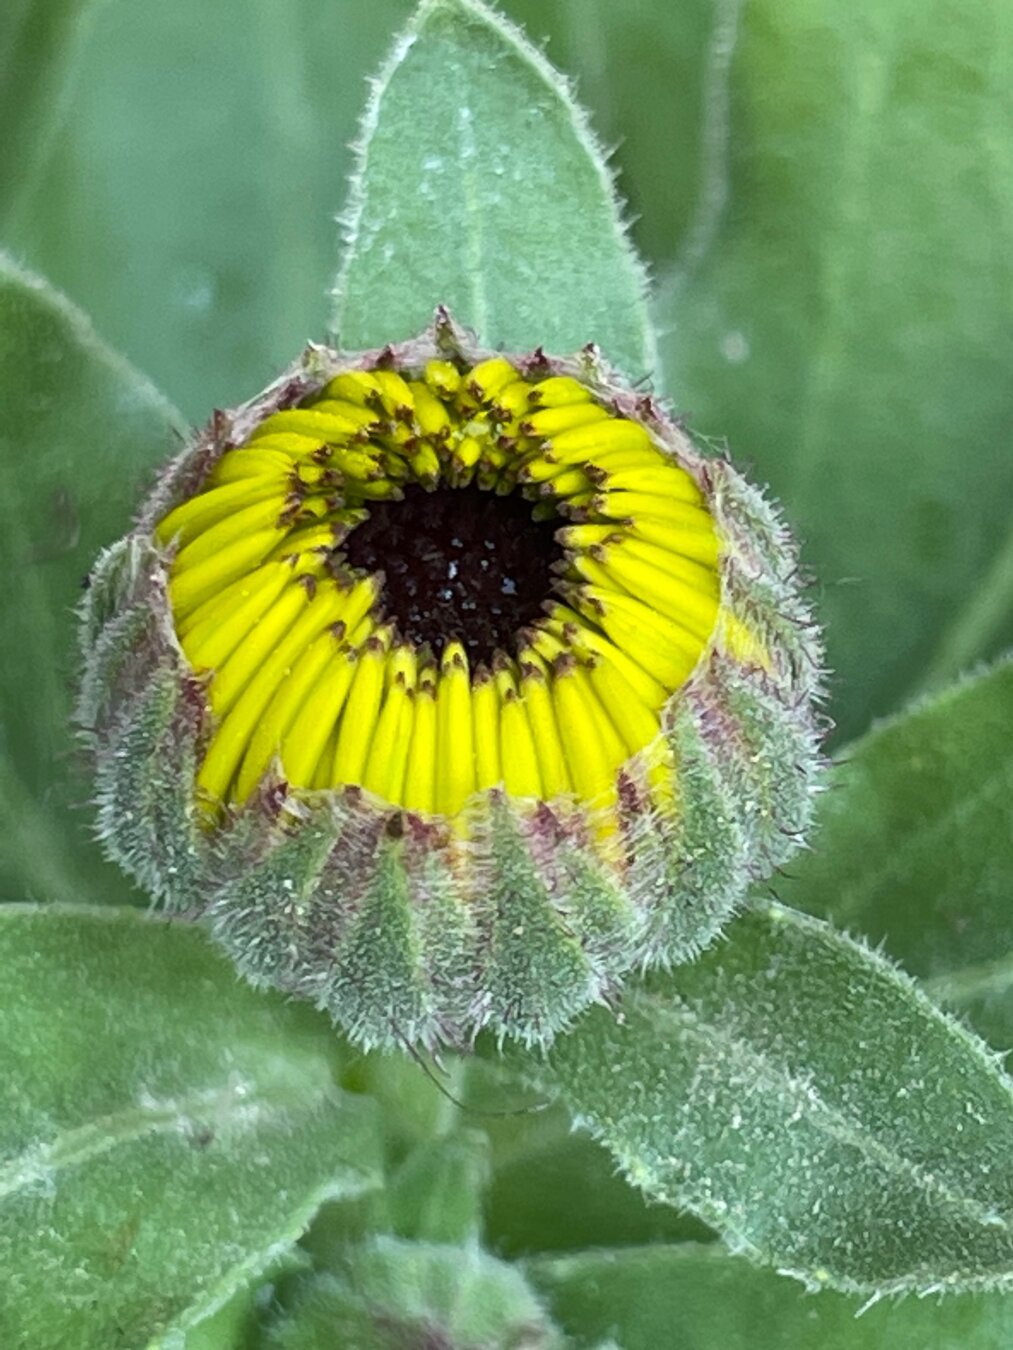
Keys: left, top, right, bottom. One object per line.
{"left": 333, "top": 0, "right": 655, "bottom": 377}
{"left": 0, "top": 255, "right": 184, "bottom": 906}
{"left": 265, "top": 1237, "right": 563, "bottom": 1350}
{"left": 779, "top": 657, "right": 1013, "bottom": 1048}
{"left": 505, "top": 0, "right": 715, "bottom": 270}
{"left": 527, "top": 1243, "right": 1013, "bottom": 1350}
{"left": 385, "top": 1130, "right": 490, "bottom": 1245}
{"left": 0, "top": 0, "right": 91, "bottom": 228}
{"left": 4, "top": 1, "right": 696, "bottom": 422}
{"left": 508, "top": 901, "right": 1013, "bottom": 1295}
{"left": 480, "top": 1103, "right": 712, "bottom": 1257}
{"left": 302, "top": 1130, "right": 491, "bottom": 1268}
{"left": 0, "top": 905, "right": 383, "bottom": 1349}
{"left": 182, "top": 1247, "right": 307, "bottom": 1350}
{"left": 917, "top": 534, "right": 1013, "bottom": 697}
{"left": 656, "top": 0, "right": 1013, "bottom": 741}
{"left": 5, "top": 0, "right": 409, "bottom": 421}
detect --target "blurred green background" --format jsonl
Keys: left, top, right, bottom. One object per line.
{"left": 2, "top": 0, "right": 1011, "bottom": 743}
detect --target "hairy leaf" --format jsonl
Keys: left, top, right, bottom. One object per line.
{"left": 385, "top": 1130, "right": 490, "bottom": 1245}
{"left": 781, "top": 657, "right": 1013, "bottom": 1048}
{"left": 657, "top": 0, "right": 1013, "bottom": 740}
{"left": 506, "top": 0, "right": 715, "bottom": 268}
{"left": 303, "top": 1128, "right": 493, "bottom": 1266}
{"left": 0, "top": 906, "right": 382, "bottom": 1349}
{"left": 527, "top": 1243, "right": 1013, "bottom": 1349}
{"left": 480, "top": 1103, "right": 712, "bottom": 1256}
{"left": 509, "top": 902, "right": 1013, "bottom": 1295}
{"left": 0, "top": 255, "right": 184, "bottom": 906}
{"left": 265, "top": 1238, "right": 563, "bottom": 1349}
{"left": 334, "top": 0, "right": 655, "bottom": 377}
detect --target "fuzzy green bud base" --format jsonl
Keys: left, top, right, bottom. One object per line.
{"left": 78, "top": 316, "right": 825, "bottom": 1051}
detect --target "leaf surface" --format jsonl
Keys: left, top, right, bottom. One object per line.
{"left": 479, "top": 1102, "right": 712, "bottom": 1257}
{"left": 780, "top": 657, "right": 1013, "bottom": 1048}
{"left": 0, "top": 0, "right": 91, "bottom": 228}
{"left": 5, "top": 0, "right": 407, "bottom": 420}
{"left": 510, "top": 902, "right": 1013, "bottom": 1294}
{"left": 0, "top": 906, "right": 382, "bottom": 1349}
{"left": 334, "top": 0, "right": 655, "bottom": 377}
{"left": 657, "top": 0, "right": 1013, "bottom": 739}
{"left": 527, "top": 1243, "right": 1013, "bottom": 1350}
{"left": 506, "top": 0, "right": 716, "bottom": 269}
{"left": 0, "top": 256, "right": 184, "bottom": 906}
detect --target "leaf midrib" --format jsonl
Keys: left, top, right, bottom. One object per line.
{"left": 571, "top": 972, "right": 1013, "bottom": 1252}
{"left": 0, "top": 1075, "right": 334, "bottom": 1203}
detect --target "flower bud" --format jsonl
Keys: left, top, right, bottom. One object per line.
{"left": 79, "top": 313, "right": 824, "bottom": 1049}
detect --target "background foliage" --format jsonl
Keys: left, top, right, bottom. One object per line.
{"left": 1, "top": 0, "right": 1011, "bottom": 1346}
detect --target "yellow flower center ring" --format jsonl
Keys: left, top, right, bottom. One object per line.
{"left": 156, "top": 354, "right": 721, "bottom": 823}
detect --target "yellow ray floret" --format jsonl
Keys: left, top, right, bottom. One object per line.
{"left": 472, "top": 670, "right": 501, "bottom": 791}
{"left": 361, "top": 645, "right": 418, "bottom": 801}
{"left": 402, "top": 666, "right": 438, "bottom": 813}
{"left": 495, "top": 665, "right": 541, "bottom": 799}
{"left": 330, "top": 627, "right": 394, "bottom": 786}
{"left": 435, "top": 642, "right": 476, "bottom": 816}
{"left": 158, "top": 355, "right": 725, "bottom": 825}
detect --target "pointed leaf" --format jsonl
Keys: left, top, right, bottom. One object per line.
{"left": 527, "top": 1243, "right": 1013, "bottom": 1350}
{"left": 657, "top": 0, "right": 1013, "bottom": 740}
{"left": 333, "top": 0, "right": 655, "bottom": 377}
{"left": 506, "top": 0, "right": 715, "bottom": 270}
{"left": 0, "top": 256, "right": 185, "bottom": 905}
{"left": 509, "top": 902, "right": 1013, "bottom": 1295}
{"left": 780, "top": 657, "right": 1013, "bottom": 1047}
{"left": 0, "top": 906, "right": 382, "bottom": 1349}
{"left": 386, "top": 1131, "right": 490, "bottom": 1245}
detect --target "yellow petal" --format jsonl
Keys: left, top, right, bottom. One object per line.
{"left": 552, "top": 664, "right": 617, "bottom": 804}
{"left": 360, "top": 645, "right": 418, "bottom": 801}
{"left": 331, "top": 628, "right": 393, "bottom": 786}
{"left": 282, "top": 647, "right": 360, "bottom": 789}
{"left": 157, "top": 478, "right": 287, "bottom": 550}
{"left": 435, "top": 641, "right": 476, "bottom": 815}
{"left": 522, "top": 404, "right": 610, "bottom": 438}
{"left": 235, "top": 627, "right": 342, "bottom": 801}
{"left": 518, "top": 656, "right": 570, "bottom": 797}
{"left": 182, "top": 562, "right": 296, "bottom": 672}
{"left": 472, "top": 670, "right": 501, "bottom": 791}
{"left": 197, "top": 583, "right": 358, "bottom": 802}
{"left": 423, "top": 360, "right": 461, "bottom": 400}
{"left": 169, "top": 526, "right": 286, "bottom": 617}
{"left": 402, "top": 669, "right": 437, "bottom": 812}
{"left": 467, "top": 357, "right": 518, "bottom": 402}
{"left": 495, "top": 667, "right": 541, "bottom": 799}
{"left": 321, "top": 371, "right": 382, "bottom": 405}
{"left": 526, "top": 375, "right": 594, "bottom": 408}
{"left": 548, "top": 419, "right": 653, "bottom": 464}
{"left": 252, "top": 409, "right": 365, "bottom": 443}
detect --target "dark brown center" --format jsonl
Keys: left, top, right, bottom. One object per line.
{"left": 341, "top": 485, "right": 564, "bottom": 664}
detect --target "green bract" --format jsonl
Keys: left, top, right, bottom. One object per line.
{"left": 78, "top": 317, "right": 823, "bottom": 1051}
